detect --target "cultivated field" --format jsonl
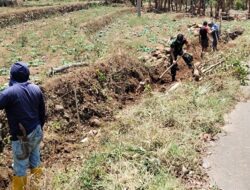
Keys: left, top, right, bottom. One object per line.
{"left": 0, "top": 3, "right": 250, "bottom": 190}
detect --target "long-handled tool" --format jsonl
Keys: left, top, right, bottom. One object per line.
{"left": 0, "top": 123, "right": 4, "bottom": 153}
{"left": 159, "top": 55, "right": 182, "bottom": 79}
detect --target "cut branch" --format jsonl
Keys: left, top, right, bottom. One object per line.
{"left": 47, "top": 62, "right": 88, "bottom": 76}
{"left": 201, "top": 60, "right": 225, "bottom": 74}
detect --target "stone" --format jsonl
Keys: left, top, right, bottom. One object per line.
{"left": 88, "top": 130, "right": 98, "bottom": 136}
{"left": 55, "top": 105, "right": 64, "bottom": 111}
{"left": 89, "top": 118, "right": 102, "bottom": 127}
{"left": 80, "top": 137, "right": 88, "bottom": 143}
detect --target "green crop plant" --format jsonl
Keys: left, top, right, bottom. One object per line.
{"left": 0, "top": 68, "right": 9, "bottom": 76}
{"left": 28, "top": 59, "right": 44, "bottom": 67}
{"left": 96, "top": 70, "right": 107, "bottom": 83}
{"left": 19, "top": 35, "right": 28, "bottom": 48}
{"left": 137, "top": 45, "right": 154, "bottom": 53}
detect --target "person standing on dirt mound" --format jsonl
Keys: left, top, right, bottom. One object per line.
{"left": 0, "top": 62, "right": 45, "bottom": 190}
{"left": 199, "top": 21, "right": 210, "bottom": 54}
{"left": 170, "top": 34, "right": 192, "bottom": 82}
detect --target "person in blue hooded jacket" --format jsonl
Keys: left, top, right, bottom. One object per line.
{"left": 0, "top": 62, "right": 45, "bottom": 190}
{"left": 209, "top": 22, "right": 220, "bottom": 51}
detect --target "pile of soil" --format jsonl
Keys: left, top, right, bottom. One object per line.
{"left": 139, "top": 44, "right": 171, "bottom": 66}
{"left": 45, "top": 53, "right": 168, "bottom": 131}
{"left": 0, "top": 1, "right": 101, "bottom": 28}
{"left": 221, "top": 27, "right": 244, "bottom": 43}
{"left": 40, "top": 53, "right": 175, "bottom": 164}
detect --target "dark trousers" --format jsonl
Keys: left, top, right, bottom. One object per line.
{"left": 212, "top": 32, "right": 219, "bottom": 51}
{"left": 170, "top": 51, "right": 183, "bottom": 81}
{"left": 201, "top": 39, "right": 209, "bottom": 51}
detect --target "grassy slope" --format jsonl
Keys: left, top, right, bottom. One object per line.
{"left": 50, "top": 14, "right": 250, "bottom": 189}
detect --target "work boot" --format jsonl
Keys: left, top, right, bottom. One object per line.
{"left": 30, "top": 167, "right": 43, "bottom": 190}
{"left": 12, "top": 176, "right": 27, "bottom": 190}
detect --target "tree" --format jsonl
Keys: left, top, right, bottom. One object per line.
{"left": 248, "top": 0, "right": 250, "bottom": 18}
{"left": 0, "top": 0, "right": 22, "bottom": 6}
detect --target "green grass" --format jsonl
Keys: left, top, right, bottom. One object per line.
{"left": 51, "top": 73, "right": 240, "bottom": 189}
{"left": 48, "top": 14, "right": 250, "bottom": 189}
{"left": 0, "top": 6, "right": 126, "bottom": 81}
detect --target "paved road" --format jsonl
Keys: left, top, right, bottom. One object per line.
{"left": 205, "top": 62, "right": 250, "bottom": 190}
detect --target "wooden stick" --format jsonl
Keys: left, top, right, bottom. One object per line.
{"left": 74, "top": 87, "right": 81, "bottom": 126}
{"left": 202, "top": 60, "right": 224, "bottom": 74}
{"left": 47, "top": 62, "right": 88, "bottom": 76}
{"left": 159, "top": 63, "right": 176, "bottom": 79}
{"left": 159, "top": 55, "right": 182, "bottom": 79}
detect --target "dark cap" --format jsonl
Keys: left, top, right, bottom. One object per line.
{"left": 177, "top": 34, "right": 184, "bottom": 42}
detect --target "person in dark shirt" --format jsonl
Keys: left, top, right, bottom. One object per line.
{"left": 170, "top": 34, "right": 190, "bottom": 81}
{"left": 199, "top": 21, "right": 209, "bottom": 52}
{"left": 0, "top": 62, "right": 45, "bottom": 190}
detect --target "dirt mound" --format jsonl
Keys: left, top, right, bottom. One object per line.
{"left": 45, "top": 54, "right": 156, "bottom": 130}
{"left": 0, "top": 2, "right": 101, "bottom": 28}
{"left": 40, "top": 53, "right": 174, "bottom": 165}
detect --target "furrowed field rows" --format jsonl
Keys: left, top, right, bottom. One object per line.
{"left": 0, "top": 1, "right": 94, "bottom": 15}
{"left": 0, "top": 6, "right": 131, "bottom": 85}
{"left": 0, "top": 0, "right": 91, "bottom": 13}
{"left": 0, "top": 1, "right": 101, "bottom": 27}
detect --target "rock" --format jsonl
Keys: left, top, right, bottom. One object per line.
{"left": 155, "top": 59, "right": 164, "bottom": 65}
{"left": 80, "top": 137, "right": 88, "bottom": 143}
{"left": 157, "top": 54, "right": 162, "bottom": 59}
{"left": 144, "top": 55, "right": 151, "bottom": 61}
{"left": 88, "top": 130, "right": 98, "bottom": 136}
{"left": 203, "top": 133, "right": 211, "bottom": 142}
{"left": 138, "top": 55, "right": 150, "bottom": 62}
{"left": 155, "top": 45, "right": 164, "bottom": 51}
{"left": 138, "top": 56, "right": 145, "bottom": 61}
{"left": 152, "top": 50, "right": 161, "bottom": 57}
{"left": 202, "top": 160, "right": 211, "bottom": 169}
{"left": 89, "top": 118, "right": 102, "bottom": 127}
{"left": 182, "top": 166, "right": 189, "bottom": 175}
{"left": 63, "top": 112, "right": 70, "bottom": 119}
{"left": 164, "top": 47, "right": 171, "bottom": 54}
{"left": 55, "top": 105, "right": 64, "bottom": 111}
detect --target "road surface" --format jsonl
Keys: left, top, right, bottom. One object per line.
{"left": 205, "top": 61, "right": 250, "bottom": 190}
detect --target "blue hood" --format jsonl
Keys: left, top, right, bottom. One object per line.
{"left": 9, "top": 62, "right": 30, "bottom": 86}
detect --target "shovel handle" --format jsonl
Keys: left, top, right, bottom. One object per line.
{"left": 159, "top": 63, "right": 176, "bottom": 79}
{"left": 159, "top": 54, "right": 183, "bottom": 79}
